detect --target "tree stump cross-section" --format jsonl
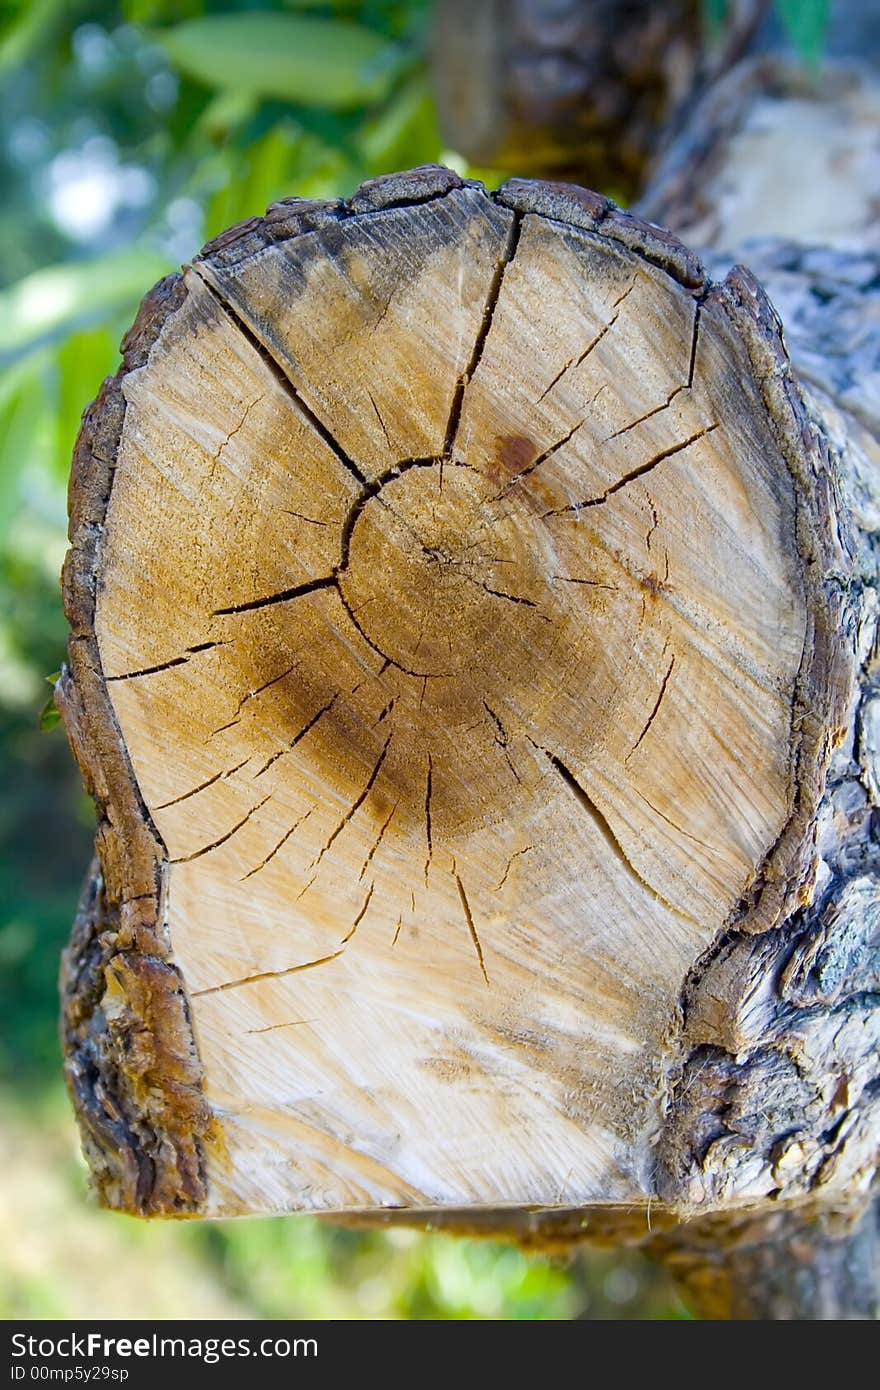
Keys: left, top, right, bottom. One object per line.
{"left": 59, "top": 167, "right": 852, "bottom": 1219}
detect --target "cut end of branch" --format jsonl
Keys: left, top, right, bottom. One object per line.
{"left": 58, "top": 165, "right": 852, "bottom": 1220}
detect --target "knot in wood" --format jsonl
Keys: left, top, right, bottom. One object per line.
{"left": 339, "top": 456, "right": 567, "bottom": 680}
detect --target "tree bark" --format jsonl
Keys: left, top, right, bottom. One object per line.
{"left": 623, "top": 38, "right": 880, "bottom": 1314}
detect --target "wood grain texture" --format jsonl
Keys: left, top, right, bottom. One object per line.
{"left": 59, "top": 167, "right": 853, "bottom": 1219}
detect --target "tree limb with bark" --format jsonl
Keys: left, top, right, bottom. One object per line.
{"left": 55, "top": 3, "right": 880, "bottom": 1322}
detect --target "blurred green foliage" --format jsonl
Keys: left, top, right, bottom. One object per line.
{"left": 156, "top": 13, "right": 401, "bottom": 106}
{"left": 704, "top": 0, "right": 830, "bottom": 61}
{"left": 0, "top": 0, "right": 706, "bottom": 1321}
{"left": 774, "top": 0, "right": 830, "bottom": 62}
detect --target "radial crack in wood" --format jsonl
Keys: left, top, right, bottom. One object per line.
{"left": 58, "top": 167, "right": 851, "bottom": 1218}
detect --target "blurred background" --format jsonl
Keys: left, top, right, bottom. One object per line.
{"left": 0, "top": 0, "right": 834, "bottom": 1320}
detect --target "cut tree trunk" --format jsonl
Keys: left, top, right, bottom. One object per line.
{"left": 431, "top": 0, "right": 765, "bottom": 196}
{"left": 59, "top": 166, "right": 878, "bottom": 1260}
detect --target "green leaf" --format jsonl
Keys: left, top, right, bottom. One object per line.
{"left": 54, "top": 326, "right": 119, "bottom": 485}
{"left": 0, "top": 363, "right": 48, "bottom": 546}
{"left": 202, "top": 124, "right": 351, "bottom": 241}
{"left": 38, "top": 697, "right": 61, "bottom": 731}
{"left": 0, "top": 249, "right": 173, "bottom": 361}
{"left": 702, "top": 0, "right": 728, "bottom": 32}
{"left": 0, "top": 0, "right": 65, "bottom": 75}
{"left": 156, "top": 14, "right": 400, "bottom": 110}
{"left": 361, "top": 77, "right": 440, "bottom": 173}
{"left": 196, "top": 87, "right": 260, "bottom": 139}
{"left": 775, "top": 0, "right": 829, "bottom": 63}
{"left": 38, "top": 672, "right": 61, "bottom": 731}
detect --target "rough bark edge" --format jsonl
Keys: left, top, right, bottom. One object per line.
{"left": 194, "top": 165, "right": 467, "bottom": 270}
{"left": 60, "top": 165, "right": 853, "bottom": 1218}
{"left": 697, "top": 265, "right": 854, "bottom": 937}
{"left": 59, "top": 859, "right": 212, "bottom": 1214}
{"left": 58, "top": 272, "right": 215, "bottom": 1215}
{"left": 494, "top": 178, "right": 707, "bottom": 289}
{"left": 654, "top": 247, "right": 878, "bottom": 1213}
